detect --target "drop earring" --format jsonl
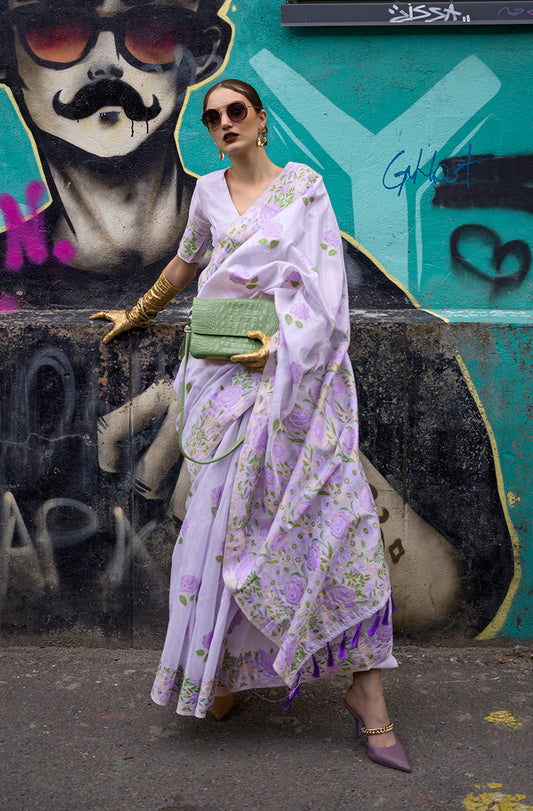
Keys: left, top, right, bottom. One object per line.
{"left": 218, "top": 149, "right": 225, "bottom": 160}
{"left": 257, "top": 130, "right": 267, "bottom": 148}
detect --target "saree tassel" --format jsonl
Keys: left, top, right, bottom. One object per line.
{"left": 382, "top": 599, "right": 390, "bottom": 626}
{"left": 327, "top": 642, "right": 334, "bottom": 667}
{"left": 391, "top": 595, "right": 397, "bottom": 613}
{"left": 283, "top": 671, "right": 302, "bottom": 711}
{"left": 367, "top": 612, "right": 381, "bottom": 637}
{"left": 312, "top": 655, "right": 320, "bottom": 679}
{"left": 339, "top": 631, "right": 347, "bottom": 660}
{"left": 351, "top": 622, "right": 362, "bottom": 649}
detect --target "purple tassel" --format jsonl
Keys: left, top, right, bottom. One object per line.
{"left": 351, "top": 622, "right": 362, "bottom": 649}
{"left": 382, "top": 600, "right": 390, "bottom": 626}
{"left": 367, "top": 612, "right": 381, "bottom": 637}
{"left": 327, "top": 642, "right": 334, "bottom": 667}
{"left": 283, "top": 672, "right": 302, "bottom": 711}
{"left": 312, "top": 655, "right": 320, "bottom": 679}
{"left": 339, "top": 631, "right": 347, "bottom": 660}
{"left": 391, "top": 595, "right": 397, "bottom": 613}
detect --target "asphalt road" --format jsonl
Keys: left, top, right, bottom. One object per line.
{"left": 1, "top": 644, "right": 532, "bottom": 811}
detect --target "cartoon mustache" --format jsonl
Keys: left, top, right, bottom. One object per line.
{"left": 52, "top": 79, "right": 161, "bottom": 121}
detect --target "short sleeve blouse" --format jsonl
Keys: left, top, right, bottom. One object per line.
{"left": 177, "top": 178, "right": 212, "bottom": 263}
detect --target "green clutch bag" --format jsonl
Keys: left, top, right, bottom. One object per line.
{"left": 178, "top": 297, "right": 279, "bottom": 464}
{"left": 179, "top": 297, "right": 279, "bottom": 361}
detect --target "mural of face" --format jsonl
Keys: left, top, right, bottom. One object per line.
{"left": 9, "top": 0, "right": 203, "bottom": 158}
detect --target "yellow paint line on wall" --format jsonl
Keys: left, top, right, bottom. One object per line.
{"left": 484, "top": 710, "right": 524, "bottom": 729}
{"left": 462, "top": 783, "right": 532, "bottom": 811}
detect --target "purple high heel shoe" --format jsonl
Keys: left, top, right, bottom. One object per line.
{"left": 343, "top": 699, "right": 412, "bottom": 773}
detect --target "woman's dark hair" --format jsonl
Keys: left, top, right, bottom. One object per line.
{"left": 203, "top": 79, "right": 268, "bottom": 144}
{"left": 203, "top": 79, "right": 263, "bottom": 112}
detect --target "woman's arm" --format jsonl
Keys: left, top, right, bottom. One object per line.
{"left": 162, "top": 255, "right": 199, "bottom": 290}
{"left": 90, "top": 256, "right": 199, "bottom": 344}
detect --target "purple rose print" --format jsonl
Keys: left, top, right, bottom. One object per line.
{"left": 332, "top": 376, "right": 346, "bottom": 398}
{"left": 287, "top": 407, "right": 313, "bottom": 431}
{"left": 286, "top": 270, "right": 301, "bottom": 285}
{"left": 180, "top": 574, "right": 199, "bottom": 594}
{"left": 262, "top": 220, "right": 284, "bottom": 238}
{"left": 291, "top": 302, "right": 310, "bottom": 321}
{"left": 181, "top": 518, "right": 189, "bottom": 536}
{"left": 270, "top": 532, "right": 287, "bottom": 552}
{"left": 307, "top": 542, "right": 321, "bottom": 571}
{"left": 229, "top": 269, "right": 250, "bottom": 286}
{"left": 312, "top": 416, "right": 326, "bottom": 443}
{"left": 330, "top": 511, "right": 351, "bottom": 540}
{"left": 258, "top": 649, "right": 276, "bottom": 673}
{"left": 329, "top": 466, "right": 343, "bottom": 485}
{"left": 211, "top": 486, "right": 223, "bottom": 508}
{"left": 359, "top": 483, "right": 374, "bottom": 512}
{"left": 284, "top": 575, "right": 305, "bottom": 605}
{"left": 252, "top": 425, "right": 268, "bottom": 453}
{"left": 290, "top": 362, "right": 304, "bottom": 385}
{"left": 264, "top": 466, "right": 277, "bottom": 488}
{"left": 272, "top": 440, "right": 288, "bottom": 462}
{"left": 323, "top": 229, "right": 340, "bottom": 249}
{"left": 309, "top": 380, "right": 322, "bottom": 403}
{"left": 258, "top": 522, "right": 270, "bottom": 540}
{"left": 298, "top": 252, "right": 312, "bottom": 269}
{"left": 202, "top": 631, "right": 214, "bottom": 650}
{"left": 217, "top": 386, "right": 242, "bottom": 409}
{"left": 340, "top": 427, "right": 356, "bottom": 455}
{"left": 328, "top": 584, "right": 357, "bottom": 607}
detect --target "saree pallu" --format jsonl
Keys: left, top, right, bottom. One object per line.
{"left": 151, "top": 163, "right": 394, "bottom": 717}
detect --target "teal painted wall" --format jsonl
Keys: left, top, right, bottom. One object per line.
{"left": 0, "top": 1, "right": 530, "bottom": 641}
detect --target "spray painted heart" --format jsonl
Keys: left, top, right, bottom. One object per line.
{"left": 450, "top": 224, "right": 531, "bottom": 292}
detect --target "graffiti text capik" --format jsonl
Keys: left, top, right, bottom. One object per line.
{"left": 382, "top": 143, "right": 487, "bottom": 198}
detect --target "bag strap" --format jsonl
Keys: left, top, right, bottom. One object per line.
{"left": 177, "top": 326, "right": 246, "bottom": 465}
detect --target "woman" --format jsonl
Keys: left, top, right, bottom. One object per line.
{"left": 91, "top": 79, "right": 411, "bottom": 773}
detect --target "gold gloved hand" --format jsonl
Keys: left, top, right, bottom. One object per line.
{"left": 90, "top": 272, "right": 182, "bottom": 344}
{"left": 231, "top": 330, "right": 271, "bottom": 372}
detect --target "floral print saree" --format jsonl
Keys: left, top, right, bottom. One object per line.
{"left": 151, "top": 163, "right": 395, "bottom": 717}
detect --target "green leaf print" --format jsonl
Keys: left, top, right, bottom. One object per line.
{"left": 179, "top": 595, "right": 187, "bottom": 606}
{"left": 259, "top": 238, "right": 267, "bottom": 245}
{"left": 196, "top": 649, "right": 205, "bottom": 656}
{"left": 328, "top": 249, "right": 337, "bottom": 256}
{"left": 285, "top": 314, "right": 292, "bottom": 325}
{"left": 295, "top": 321, "right": 303, "bottom": 329}
{"left": 269, "top": 240, "right": 279, "bottom": 249}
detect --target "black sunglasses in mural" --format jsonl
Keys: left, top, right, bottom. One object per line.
{"left": 201, "top": 101, "right": 258, "bottom": 129}
{"left": 12, "top": 6, "right": 192, "bottom": 70}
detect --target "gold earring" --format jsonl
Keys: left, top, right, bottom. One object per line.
{"left": 257, "top": 130, "right": 267, "bottom": 148}
{"left": 218, "top": 149, "right": 225, "bottom": 160}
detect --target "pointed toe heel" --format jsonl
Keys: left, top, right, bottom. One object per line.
{"left": 343, "top": 699, "right": 411, "bottom": 773}
{"left": 367, "top": 740, "right": 412, "bottom": 773}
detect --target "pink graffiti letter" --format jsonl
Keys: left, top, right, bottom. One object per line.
{"left": 0, "top": 180, "right": 49, "bottom": 272}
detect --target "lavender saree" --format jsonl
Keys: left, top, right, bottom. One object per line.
{"left": 151, "top": 163, "right": 395, "bottom": 717}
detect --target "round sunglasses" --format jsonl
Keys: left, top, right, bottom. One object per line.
{"left": 201, "top": 101, "right": 258, "bottom": 130}
{"left": 12, "top": 6, "right": 191, "bottom": 71}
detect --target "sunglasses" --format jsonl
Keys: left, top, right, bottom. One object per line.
{"left": 201, "top": 101, "right": 257, "bottom": 130}
{"left": 12, "top": 6, "right": 191, "bottom": 70}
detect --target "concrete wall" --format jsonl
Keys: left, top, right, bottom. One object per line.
{"left": 0, "top": 0, "right": 530, "bottom": 644}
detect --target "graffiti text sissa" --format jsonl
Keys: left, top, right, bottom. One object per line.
{"left": 382, "top": 143, "right": 487, "bottom": 197}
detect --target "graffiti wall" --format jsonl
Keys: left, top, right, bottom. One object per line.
{"left": 0, "top": 0, "right": 530, "bottom": 643}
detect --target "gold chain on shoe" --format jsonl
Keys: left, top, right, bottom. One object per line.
{"left": 361, "top": 722, "right": 394, "bottom": 735}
